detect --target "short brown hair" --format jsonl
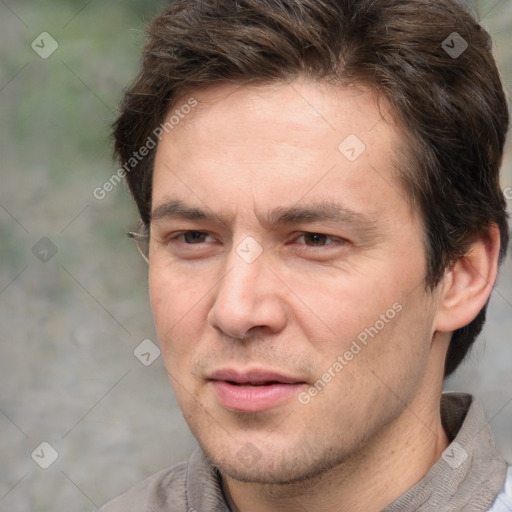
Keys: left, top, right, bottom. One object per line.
{"left": 113, "top": 0, "right": 510, "bottom": 377}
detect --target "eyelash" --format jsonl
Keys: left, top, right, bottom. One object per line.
{"left": 166, "top": 231, "right": 346, "bottom": 249}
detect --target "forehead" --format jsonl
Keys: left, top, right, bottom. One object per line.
{"left": 169, "top": 79, "right": 397, "bottom": 145}
{"left": 152, "top": 79, "right": 412, "bottom": 223}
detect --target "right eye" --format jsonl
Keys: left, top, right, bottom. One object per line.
{"left": 169, "top": 231, "right": 216, "bottom": 245}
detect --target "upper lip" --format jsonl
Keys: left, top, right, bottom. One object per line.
{"left": 207, "top": 368, "right": 305, "bottom": 385}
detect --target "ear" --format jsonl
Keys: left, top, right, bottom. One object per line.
{"left": 434, "top": 223, "right": 501, "bottom": 333}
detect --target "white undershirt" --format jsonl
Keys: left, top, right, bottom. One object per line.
{"left": 489, "top": 465, "right": 512, "bottom": 511}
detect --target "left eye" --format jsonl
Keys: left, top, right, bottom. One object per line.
{"left": 295, "top": 233, "right": 344, "bottom": 247}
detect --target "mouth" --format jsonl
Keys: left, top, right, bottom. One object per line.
{"left": 225, "top": 381, "right": 286, "bottom": 387}
{"left": 207, "top": 368, "right": 307, "bottom": 412}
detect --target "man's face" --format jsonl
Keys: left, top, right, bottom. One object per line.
{"left": 149, "top": 80, "right": 442, "bottom": 483}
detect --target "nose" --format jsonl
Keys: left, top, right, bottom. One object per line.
{"left": 207, "top": 242, "right": 287, "bottom": 340}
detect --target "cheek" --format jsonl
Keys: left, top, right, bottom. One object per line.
{"left": 148, "top": 265, "right": 207, "bottom": 365}
{"left": 288, "top": 268, "right": 404, "bottom": 356}
{"left": 149, "top": 258, "right": 210, "bottom": 321}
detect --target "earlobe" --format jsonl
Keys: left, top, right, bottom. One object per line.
{"left": 434, "top": 223, "right": 501, "bottom": 333}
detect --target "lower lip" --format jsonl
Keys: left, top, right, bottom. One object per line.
{"left": 210, "top": 381, "right": 305, "bottom": 412}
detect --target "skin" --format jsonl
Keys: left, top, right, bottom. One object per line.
{"left": 148, "top": 78, "right": 500, "bottom": 511}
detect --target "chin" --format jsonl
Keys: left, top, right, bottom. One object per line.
{"left": 200, "top": 439, "right": 350, "bottom": 485}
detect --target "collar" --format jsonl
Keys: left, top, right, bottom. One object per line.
{"left": 383, "top": 392, "right": 507, "bottom": 511}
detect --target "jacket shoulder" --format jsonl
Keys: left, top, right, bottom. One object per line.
{"left": 100, "top": 461, "right": 188, "bottom": 512}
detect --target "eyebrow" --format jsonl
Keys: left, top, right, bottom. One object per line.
{"left": 267, "top": 202, "right": 375, "bottom": 228}
{"left": 151, "top": 198, "right": 379, "bottom": 233}
{"left": 151, "top": 199, "right": 210, "bottom": 223}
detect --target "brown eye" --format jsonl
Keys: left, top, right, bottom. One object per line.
{"left": 296, "top": 233, "right": 345, "bottom": 247}
{"left": 303, "top": 233, "right": 328, "bottom": 246}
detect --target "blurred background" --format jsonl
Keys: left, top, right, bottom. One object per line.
{"left": 0, "top": 0, "right": 511, "bottom": 510}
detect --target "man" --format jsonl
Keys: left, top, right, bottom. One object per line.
{"left": 102, "top": 0, "right": 511, "bottom": 510}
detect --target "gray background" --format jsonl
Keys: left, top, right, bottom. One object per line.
{"left": 0, "top": 1, "right": 511, "bottom": 510}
